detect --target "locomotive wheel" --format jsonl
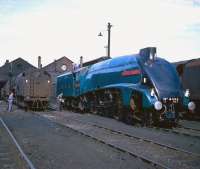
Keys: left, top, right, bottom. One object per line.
{"left": 71, "top": 99, "right": 77, "bottom": 110}
{"left": 128, "top": 93, "right": 142, "bottom": 125}
{"left": 130, "top": 93, "right": 159, "bottom": 126}
{"left": 78, "top": 99, "right": 85, "bottom": 113}
{"left": 142, "top": 110, "right": 154, "bottom": 127}
{"left": 152, "top": 111, "right": 160, "bottom": 126}
{"left": 115, "top": 92, "right": 124, "bottom": 121}
{"left": 65, "top": 99, "right": 72, "bottom": 110}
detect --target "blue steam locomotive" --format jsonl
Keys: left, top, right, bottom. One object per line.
{"left": 56, "top": 47, "right": 195, "bottom": 126}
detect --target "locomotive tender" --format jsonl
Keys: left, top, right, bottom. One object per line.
{"left": 57, "top": 47, "right": 195, "bottom": 126}
{"left": 15, "top": 69, "right": 51, "bottom": 110}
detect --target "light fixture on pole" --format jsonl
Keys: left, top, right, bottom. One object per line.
{"left": 98, "top": 32, "right": 103, "bottom": 37}
{"left": 98, "top": 22, "right": 112, "bottom": 57}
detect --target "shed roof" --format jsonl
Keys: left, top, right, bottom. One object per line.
{"left": 0, "top": 57, "right": 36, "bottom": 83}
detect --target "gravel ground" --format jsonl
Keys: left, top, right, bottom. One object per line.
{"left": 37, "top": 111, "right": 200, "bottom": 169}
{"left": 0, "top": 103, "right": 157, "bottom": 169}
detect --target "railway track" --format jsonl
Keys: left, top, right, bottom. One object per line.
{"left": 72, "top": 111, "right": 200, "bottom": 139}
{"left": 70, "top": 112, "right": 200, "bottom": 153}
{"left": 152, "top": 125, "right": 200, "bottom": 139}
{"left": 0, "top": 117, "right": 36, "bottom": 169}
{"left": 49, "top": 104, "right": 200, "bottom": 139}
{"left": 40, "top": 112, "right": 200, "bottom": 169}
{"left": 180, "top": 126, "right": 200, "bottom": 132}
{"left": 72, "top": 117, "right": 200, "bottom": 156}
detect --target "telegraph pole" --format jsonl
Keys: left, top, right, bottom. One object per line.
{"left": 98, "top": 22, "right": 112, "bottom": 57}
{"left": 107, "top": 22, "right": 112, "bottom": 58}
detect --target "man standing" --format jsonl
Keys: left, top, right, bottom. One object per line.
{"left": 8, "top": 91, "right": 14, "bottom": 112}
{"left": 57, "top": 93, "right": 64, "bottom": 111}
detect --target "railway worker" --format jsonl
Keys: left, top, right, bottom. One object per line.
{"left": 57, "top": 93, "right": 64, "bottom": 111}
{"left": 7, "top": 91, "right": 14, "bottom": 112}
{"left": 72, "top": 63, "right": 80, "bottom": 72}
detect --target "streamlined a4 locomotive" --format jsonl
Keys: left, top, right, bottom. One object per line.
{"left": 57, "top": 47, "right": 195, "bottom": 126}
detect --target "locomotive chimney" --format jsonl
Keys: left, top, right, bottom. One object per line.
{"left": 38, "top": 56, "right": 42, "bottom": 69}
{"left": 149, "top": 47, "right": 156, "bottom": 61}
{"left": 80, "top": 56, "right": 83, "bottom": 68}
{"left": 5, "top": 59, "right": 9, "bottom": 65}
{"left": 139, "top": 47, "right": 157, "bottom": 62}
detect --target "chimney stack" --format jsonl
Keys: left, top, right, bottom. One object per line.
{"left": 5, "top": 59, "right": 9, "bottom": 65}
{"left": 80, "top": 56, "right": 83, "bottom": 68}
{"left": 38, "top": 56, "right": 42, "bottom": 69}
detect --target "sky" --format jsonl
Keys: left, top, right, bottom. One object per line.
{"left": 0, "top": 0, "right": 200, "bottom": 67}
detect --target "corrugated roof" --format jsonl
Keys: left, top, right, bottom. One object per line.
{"left": 187, "top": 58, "right": 200, "bottom": 67}
{"left": 173, "top": 58, "right": 200, "bottom": 67}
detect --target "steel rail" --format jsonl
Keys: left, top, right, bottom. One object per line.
{"left": 68, "top": 116, "right": 200, "bottom": 157}
{"left": 0, "top": 117, "right": 36, "bottom": 169}
{"left": 153, "top": 127, "right": 200, "bottom": 139}
{"left": 51, "top": 104, "right": 200, "bottom": 139}
{"left": 49, "top": 117, "right": 169, "bottom": 169}
{"left": 179, "top": 126, "right": 200, "bottom": 132}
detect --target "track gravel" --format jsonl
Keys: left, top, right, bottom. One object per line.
{"left": 38, "top": 111, "right": 200, "bottom": 169}
{"left": 42, "top": 110, "right": 200, "bottom": 155}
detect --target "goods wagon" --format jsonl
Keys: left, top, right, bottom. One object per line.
{"left": 57, "top": 47, "right": 195, "bottom": 126}
{"left": 15, "top": 69, "right": 51, "bottom": 110}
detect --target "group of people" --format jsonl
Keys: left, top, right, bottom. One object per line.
{"left": 6, "top": 91, "right": 63, "bottom": 112}
{"left": 5, "top": 91, "right": 63, "bottom": 112}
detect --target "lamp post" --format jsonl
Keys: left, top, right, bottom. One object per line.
{"left": 8, "top": 62, "right": 13, "bottom": 92}
{"left": 98, "top": 22, "right": 112, "bottom": 57}
{"left": 107, "top": 22, "right": 112, "bottom": 58}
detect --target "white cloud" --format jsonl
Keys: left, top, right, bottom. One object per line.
{"left": 0, "top": 0, "right": 200, "bottom": 67}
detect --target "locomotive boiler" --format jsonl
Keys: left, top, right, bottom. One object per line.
{"left": 57, "top": 47, "right": 195, "bottom": 126}
{"left": 15, "top": 69, "right": 51, "bottom": 110}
